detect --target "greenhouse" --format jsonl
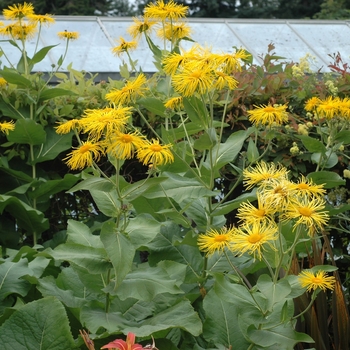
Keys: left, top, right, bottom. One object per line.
{"left": 1, "top": 15, "right": 349, "bottom": 78}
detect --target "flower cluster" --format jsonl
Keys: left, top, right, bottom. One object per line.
{"left": 198, "top": 161, "right": 333, "bottom": 292}
{"left": 305, "top": 96, "right": 350, "bottom": 120}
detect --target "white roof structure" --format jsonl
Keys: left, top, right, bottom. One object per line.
{"left": 0, "top": 16, "right": 349, "bottom": 79}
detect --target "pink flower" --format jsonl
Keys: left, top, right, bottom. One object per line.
{"left": 101, "top": 332, "right": 144, "bottom": 350}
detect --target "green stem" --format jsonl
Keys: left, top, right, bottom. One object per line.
{"left": 105, "top": 268, "right": 111, "bottom": 313}
{"left": 292, "top": 290, "right": 317, "bottom": 320}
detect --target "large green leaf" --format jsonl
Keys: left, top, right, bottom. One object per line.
{"left": 32, "top": 128, "right": 73, "bottom": 163}
{"left": 138, "top": 97, "right": 166, "bottom": 117}
{"left": 0, "top": 195, "right": 49, "bottom": 234}
{"left": 66, "top": 219, "right": 103, "bottom": 248}
{"left": 143, "top": 172, "right": 217, "bottom": 203}
{"left": 208, "top": 128, "right": 252, "bottom": 171}
{"left": 0, "top": 297, "right": 77, "bottom": 350}
{"left": 125, "top": 299, "right": 202, "bottom": 337}
{"left": 0, "top": 258, "right": 32, "bottom": 301}
{"left": 203, "top": 288, "right": 250, "bottom": 349}
{"left": 121, "top": 177, "right": 167, "bottom": 201}
{"left": 90, "top": 188, "right": 121, "bottom": 217}
{"left": 43, "top": 243, "right": 111, "bottom": 274}
{"left": 101, "top": 221, "right": 135, "bottom": 290}
{"left": 115, "top": 263, "right": 184, "bottom": 301}
{"left": 30, "top": 45, "right": 58, "bottom": 64}
{"left": 297, "top": 135, "right": 327, "bottom": 153}
{"left": 7, "top": 119, "right": 46, "bottom": 145}
{"left": 307, "top": 171, "right": 345, "bottom": 189}
{"left": 0, "top": 69, "right": 32, "bottom": 87}
{"left": 38, "top": 88, "right": 77, "bottom": 102}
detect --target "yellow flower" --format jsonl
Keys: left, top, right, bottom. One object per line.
{"left": 157, "top": 21, "right": 192, "bottom": 42}
{"left": 304, "top": 96, "right": 320, "bottom": 112}
{"left": 27, "top": 13, "right": 55, "bottom": 26}
{"left": 6, "top": 22, "right": 37, "bottom": 40}
{"left": 144, "top": 0, "right": 188, "bottom": 21}
{"left": 236, "top": 194, "right": 276, "bottom": 224}
{"left": 230, "top": 221, "right": 278, "bottom": 260}
{"left": 80, "top": 106, "right": 131, "bottom": 141}
{"left": 215, "top": 50, "right": 249, "bottom": 73}
{"left": 127, "top": 16, "right": 157, "bottom": 39}
{"left": 137, "top": 139, "right": 174, "bottom": 166}
{"left": 172, "top": 62, "right": 213, "bottom": 97}
{"left": 259, "top": 178, "right": 294, "bottom": 212}
{"left": 64, "top": 141, "right": 104, "bottom": 170}
{"left": 55, "top": 119, "right": 81, "bottom": 134}
{"left": 107, "top": 130, "right": 146, "bottom": 159}
{"left": 290, "top": 175, "right": 326, "bottom": 198}
{"left": 162, "top": 52, "right": 186, "bottom": 75}
{"left": 282, "top": 195, "right": 329, "bottom": 234}
{"left": 57, "top": 31, "right": 79, "bottom": 40}
{"left": 247, "top": 104, "right": 289, "bottom": 126}
{"left": 243, "top": 161, "right": 289, "bottom": 189}
{"left": 164, "top": 96, "right": 183, "bottom": 110}
{"left": 111, "top": 37, "right": 138, "bottom": 56}
{"left": 298, "top": 270, "right": 335, "bottom": 292}
{"left": 0, "top": 77, "right": 7, "bottom": 87}
{"left": 337, "top": 97, "right": 350, "bottom": 119}
{"left": 105, "top": 74, "right": 148, "bottom": 105}
{"left": 316, "top": 96, "right": 340, "bottom": 120}
{"left": 3, "top": 2, "right": 34, "bottom": 20}
{"left": 213, "top": 71, "right": 238, "bottom": 90}
{"left": 0, "top": 120, "right": 15, "bottom": 134}
{"left": 197, "top": 226, "right": 235, "bottom": 256}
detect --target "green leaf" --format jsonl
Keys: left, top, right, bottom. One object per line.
{"left": 30, "top": 45, "right": 58, "bottom": 64}
{"left": 0, "top": 258, "right": 32, "bottom": 301}
{"left": 43, "top": 243, "right": 111, "bottom": 274}
{"left": 311, "top": 149, "right": 338, "bottom": 168}
{"left": 143, "top": 172, "right": 217, "bottom": 203}
{"left": 138, "top": 97, "right": 166, "bottom": 117}
{"left": 101, "top": 221, "right": 135, "bottom": 290}
{"left": 0, "top": 297, "right": 77, "bottom": 349}
{"left": 0, "top": 69, "right": 32, "bottom": 87}
{"left": 246, "top": 138, "right": 259, "bottom": 163}
{"left": 0, "top": 195, "right": 49, "bottom": 234}
{"left": 125, "top": 299, "right": 202, "bottom": 337}
{"left": 122, "top": 177, "right": 167, "bottom": 201}
{"left": 90, "top": 188, "right": 121, "bottom": 217}
{"left": 66, "top": 219, "right": 103, "bottom": 248}
{"left": 307, "top": 171, "right": 345, "bottom": 189}
{"left": 183, "top": 96, "right": 208, "bottom": 126}
{"left": 334, "top": 130, "right": 350, "bottom": 144}
{"left": 69, "top": 177, "right": 115, "bottom": 193}
{"left": 115, "top": 263, "right": 183, "bottom": 301}
{"left": 209, "top": 128, "right": 252, "bottom": 170}
{"left": 32, "top": 128, "right": 73, "bottom": 163}
{"left": 247, "top": 323, "right": 314, "bottom": 348}
{"left": 38, "top": 88, "right": 77, "bottom": 102}
{"left": 297, "top": 135, "right": 326, "bottom": 153}
{"left": 203, "top": 288, "right": 250, "bottom": 349}
{"left": 7, "top": 119, "right": 46, "bottom": 145}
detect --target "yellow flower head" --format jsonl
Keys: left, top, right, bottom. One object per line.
{"left": 64, "top": 141, "right": 104, "bottom": 170}
{"left": 127, "top": 16, "right": 157, "bottom": 39}
{"left": 55, "top": 119, "right": 82, "bottom": 134}
{"left": 112, "top": 37, "right": 138, "bottom": 57}
{"left": 243, "top": 161, "right": 289, "bottom": 190}
{"left": 213, "top": 70, "right": 238, "bottom": 90}
{"left": 231, "top": 221, "right": 278, "bottom": 260}
{"left": 304, "top": 96, "right": 320, "bottom": 112}
{"left": 290, "top": 175, "right": 326, "bottom": 198}
{"left": 137, "top": 138, "right": 174, "bottom": 166}
{"left": 215, "top": 49, "right": 249, "bottom": 73}
{"left": 3, "top": 2, "right": 34, "bottom": 20}
{"left": 172, "top": 62, "right": 213, "bottom": 97}
{"left": 247, "top": 103, "right": 289, "bottom": 127}
{"left": 157, "top": 21, "right": 191, "bottom": 42}
{"left": 105, "top": 74, "right": 148, "bottom": 105}
{"left": 3, "top": 22, "right": 37, "bottom": 40}
{"left": 337, "top": 97, "right": 350, "bottom": 119}
{"left": 298, "top": 270, "right": 335, "bottom": 292}
{"left": 144, "top": 0, "right": 188, "bottom": 21}
{"left": 107, "top": 130, "right": 146, "bottom": 159}
{"left": 282, "top": 195, "right": 329, "bottom": 235}
{"left": 27, "top": 14, "right": 55, "bottom": 26}
{"left": 0, "top": 120, "right": 15, "bottom": 134}
{"left": 57, "top": 31, "right": 79, "bottom": 40}
{"left": 316, "top": 96, "right": 340, "bottom": 120}
{"left": 0, "top": 77, "right": 7, "bottom": 87}
{"left": 164, "top": 96, "right": 183, "bottom": 110}
{"left": 80, "top": 106, "right": 131, "bottom": 141}
{"left": 236, "top": 194, "right": 276, "bottom": 224}
{"left": 198, "top": 226, "right": 235, "bottom": 256}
